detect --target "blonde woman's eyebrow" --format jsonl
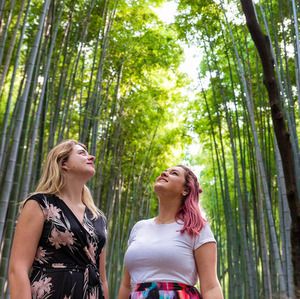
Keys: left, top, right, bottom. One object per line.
{"left": 78, "top": 149, "right": 88, "bottom": 154}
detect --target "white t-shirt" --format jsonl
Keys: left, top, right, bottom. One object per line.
{"left": 124, "top": 218, "right": 216, "bottom": 287}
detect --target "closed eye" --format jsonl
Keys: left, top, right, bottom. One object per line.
{"left": 78, "top": 150, "right": 88, "bottom": 156}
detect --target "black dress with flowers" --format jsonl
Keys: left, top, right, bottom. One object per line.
{"left": 27, "top": 193, "right": 107, "bottom": 299}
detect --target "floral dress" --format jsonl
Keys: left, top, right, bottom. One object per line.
{"left": 27, "top": 193, "right": 107, "bottom": 299}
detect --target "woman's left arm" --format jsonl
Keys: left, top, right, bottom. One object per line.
{"left": 99, "top": 247, "right": 109, "bottom": 299}
{"left": 195, "top": 242, "right": 223, "bottom": 299}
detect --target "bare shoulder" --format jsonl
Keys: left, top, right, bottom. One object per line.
{"left": 17, "top": 199, "right": 45, "bottom": 226}
{"left": 9, "top": 199, "right": 46, "bottom": 275}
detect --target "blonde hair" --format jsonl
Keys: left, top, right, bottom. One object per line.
{"left": 26, "top": 139, "right": 101, "bottom": 218}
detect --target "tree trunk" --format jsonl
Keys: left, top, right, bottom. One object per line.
{"left": 0, "top": 0, "right": 51, "bottom": 243}
{"left": 240, "top": 0, "right": 300, "bottom": 297}
{"left": 0, "top": 0, "right": 26, "bottom": 92}
{"left": 275, "top": 139, "right": 295, "bottom": 298}
{"left": 0, "top": 0, "right": 16, "bottom": 67}
{"left": 0, "top": 0, "right": 31, "bottom": 169}
{"left": 290, "top": 0, "right": 300, "bottom": 117}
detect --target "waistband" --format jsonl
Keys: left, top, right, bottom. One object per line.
{"left": 33, "top": 264, "right": 88, "bottom": 272}
{"left": 32, "top": 264, "right": 101, "bottom": 288}
{"left": 134, "top": 281, "right": 196, "bottom": 291}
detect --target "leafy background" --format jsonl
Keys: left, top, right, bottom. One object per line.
{"left": 0, "top": 0, "right": 299, "bottom": 298}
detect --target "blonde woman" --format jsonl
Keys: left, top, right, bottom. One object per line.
{"left": 9, "top": 140, "right": 108, "bottom": 299}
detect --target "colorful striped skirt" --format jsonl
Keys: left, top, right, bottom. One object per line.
{"left": 129, "top": 282, "right": 202, "bottom": 299}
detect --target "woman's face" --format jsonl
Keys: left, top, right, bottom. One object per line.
{"left": 154, "top": 166, "right": 186, "bottom": 198}
{"left": 62, "top": 144, "right": 95, "bottom": 179}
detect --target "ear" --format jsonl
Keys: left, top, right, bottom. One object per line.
{"left": 182, "top": 190, "right": 188, "bottom": 196}
{"left": 61, "top": 161, "right": 69, "bottom": 171}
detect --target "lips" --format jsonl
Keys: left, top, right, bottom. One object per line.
{"left": 157, "top": 177, "right": 168, "bottom": 182}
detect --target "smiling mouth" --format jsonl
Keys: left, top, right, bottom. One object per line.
{"left": 158, "top": 178, "right": 168, "bottom": 182}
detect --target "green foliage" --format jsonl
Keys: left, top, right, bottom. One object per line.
{"left": 1, "top": 0, "right": 299, "bottom": 297}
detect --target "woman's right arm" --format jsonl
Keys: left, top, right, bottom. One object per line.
{"left": 9, "top": 200, "right": 44, "bottom": 299}
{"left": 118, "top": 266, "right": 131, "bottom": 299}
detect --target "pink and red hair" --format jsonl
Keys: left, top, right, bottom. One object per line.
{"left": 175, "top": 165, "right": 206, "bottom": 236}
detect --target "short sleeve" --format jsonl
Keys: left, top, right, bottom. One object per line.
{"left": 193, "top": 223, "right": 216, "bottom": 250}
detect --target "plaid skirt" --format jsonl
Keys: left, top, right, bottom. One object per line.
{"left": 129, "top": 282, "right": 202, "bottom": 299}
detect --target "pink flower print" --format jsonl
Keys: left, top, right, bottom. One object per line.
{"left": 31, "top": 276, "right": 52, "bottom": 299}
{"left": 88, "top": 291, "right": 97, "bottom": 299}
{"left": 87, "top": 243, "right": 96, "bottom": 263}
{"left": 59, "top": 230, "right": 74, "bottom": 247}
{"left": 84, "top": 246, "right": 92, "bottom": 262}
{"left": 83, "top": 221, "right": 94, "bottom": 236}
{"left": 35, "top": 247, "right": 48, "bottom": 264}
{"left": 83, "top": 243, "right": 96, "bottom": 263}
{"left": 63, "top": 296, "right": 72, "bottom": 299}
{"left": 46, "top": 204, "right": 61, "bottom": 220}
{"left": 49, "top": 228, "right": 62, "bottom": 249}
{"left": 83, "top": 267, "right": 89, "bottom": 293}
{"left": 49, "top": 228, "right": 75, "bottom": 249}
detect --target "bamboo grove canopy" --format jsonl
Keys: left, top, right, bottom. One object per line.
{"left": 0, "top": 0, "right": 300, "bottom": 298}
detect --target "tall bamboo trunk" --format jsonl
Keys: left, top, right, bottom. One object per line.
{"left": 0, "top": 0, "right": 26, "bottom": 92}
{"left": 21, "top": 4, "right": 62, "bottom": 198}
{"left": 0, "top": 0, "right": 6, "bottom": 32}
{"left": 240, "top": 0, "right": 300, "bottom": 296}
{"left": 290, "top": 0, "right": 300, "bottom": 117}
{"left": 221, "top": 4, "right": 287, "bottom": 296}
{"left": 0, "top": 0, "right": 16, "bottom": 67}
{"left": 48, "top": 15, "right": 72, "bottom": 149}
{"left": 0, "top": 0, "right": 51, "bottom": 244}
{"left": 0, "top": 0, "right": 31, "bottom": 169}
{"left": 275, "top": 139, "right": 295, "bottom": 298}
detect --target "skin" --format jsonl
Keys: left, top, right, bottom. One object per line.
{"left": 9, "top": 200, "right": 44, "bottom": 299}
{"left": 118, "top": 166, "right": 223, "bottom": 299}
{"left": 118, "top": 267, "right": 131, "bottom": 299}
{"left": 195, "top": 243, "right": 223, "bottom": 299}
{"left": 9, "top": 144, "right": 110, "bottom": 299}
{"left": 99, "top": 247, "right": 109, "bottom": 299}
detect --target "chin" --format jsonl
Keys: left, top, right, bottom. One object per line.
{"left": 154, "top": 183, "right": 164, "bottom": 194}
{"left": 87, "top": 169, "right": 95, "bottom": 178}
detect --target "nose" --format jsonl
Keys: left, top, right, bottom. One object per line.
{"left": 88, "top": 155, "right": 95, "bottom": 162}
{"left": 161, "top": 171, "right": 168, "bottom": 177}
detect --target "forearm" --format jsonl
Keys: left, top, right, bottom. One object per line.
{"left": 9, "top": 271, "right": 32, "bottom": 299}
{"left": 118, "top": 284, "right": 131, "bottom": 299}
{"left": 202, "top": 284, "right": 224, "bottom": 299}
{"left": 102, "top": 279, "right": 109, "bottom": 299}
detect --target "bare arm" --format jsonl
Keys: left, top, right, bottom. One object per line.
{"left": 99, "top": 247, "right": 109, "bottom": 299}
{"left": 195, "top": 242, "right": 223, "bottom": 299}
{"left": 9, "top": 200, "right": 44, "bottom": 299}
{"left": 118, "top": 266, "right": 131, "bottom": 299}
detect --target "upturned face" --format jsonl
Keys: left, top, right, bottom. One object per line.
{"left": 154, "top": 166, "right": 187, "bottom": 199}
{"left": 62, "top": 144, "right": 95, "bottom": 179}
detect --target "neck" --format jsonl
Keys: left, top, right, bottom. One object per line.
{"left": 156, "top": 196, "right": 181, "bottom": 224}
{"left": 59, "top": 178, "right": 85, "bottom": 204}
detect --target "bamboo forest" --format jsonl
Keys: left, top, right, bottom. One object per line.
{"left": 0, "top": 0, "right": 300, "bottom": 298}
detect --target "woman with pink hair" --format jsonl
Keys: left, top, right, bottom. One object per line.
{"left": 118, "top": 165, "right": 223, "bottom": 299}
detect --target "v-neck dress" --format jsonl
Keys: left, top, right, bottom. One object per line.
{"left": 26, "top": 193, "right": 107, "bottom": 299}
